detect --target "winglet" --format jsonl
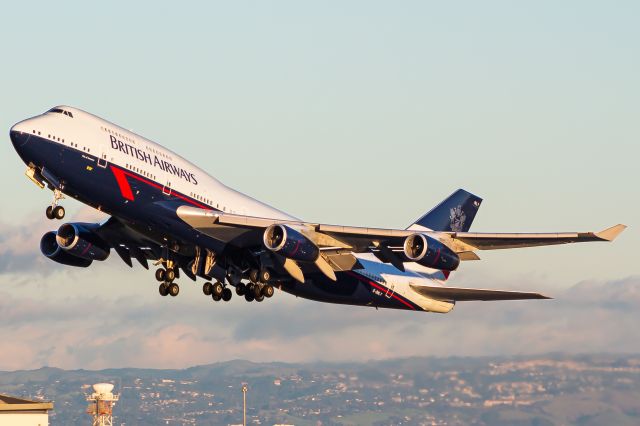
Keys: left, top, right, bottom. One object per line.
{"left": 595, "top": 224, "right": 627, "bottom": 241}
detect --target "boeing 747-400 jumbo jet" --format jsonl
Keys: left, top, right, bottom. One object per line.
{"left": 9, "top": 106, "right": 626, "bottom": 313}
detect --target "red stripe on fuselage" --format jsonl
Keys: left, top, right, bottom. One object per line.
{"left": 345, "top": 270, "right": 416, "bottom": 311}
{"left": 110, "top": 165, "right": 210, "bottom": 210}
{"left": 110, "top": 166, "right": 134, "bottom": 201}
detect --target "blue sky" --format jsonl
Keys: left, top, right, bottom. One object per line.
{"left": 0, "top": 1, "right": 638, "bottom": 369}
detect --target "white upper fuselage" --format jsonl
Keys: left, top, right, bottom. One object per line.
{"left": 13, "top": 105, "right": 296, "bottom": 221}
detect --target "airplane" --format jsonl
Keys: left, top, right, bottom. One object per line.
{"left": 9, "top": 106, "right": 626, "bottom": 313}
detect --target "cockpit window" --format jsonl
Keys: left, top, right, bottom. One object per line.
{"left": 47, "top": 108, "right": 73, "bottom": 118}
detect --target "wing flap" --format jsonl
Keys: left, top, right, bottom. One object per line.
{"left": 410, "top": 284, "right": 551, "bottom": 301}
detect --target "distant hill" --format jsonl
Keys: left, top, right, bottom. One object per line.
{"left": 1, "top": 354, "right": 639, "bottom": 426}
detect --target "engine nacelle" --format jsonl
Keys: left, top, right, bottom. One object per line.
{"left": 55, "top": 223, "right": 110, "bottom": 261}
{"left": 403, "top": 233, "right": 460, "bottom": 271}
{"left": 263, "top": 224, "right": 320, "bottom": 262}
{"left": 40, "top": 231, "right": 93, "bottom": 267}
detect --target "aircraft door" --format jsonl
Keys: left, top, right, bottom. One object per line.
{"left": 162, "top": 180, "right": 172, "bottom": 196}
{"left": 97, "top": 152, "right": 108, "bottom": 168}
{"left": 385, "top": 282, "right": 395, "bottom": 298}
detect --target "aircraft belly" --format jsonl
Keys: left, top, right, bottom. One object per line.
{"left": 281, "top": 271, "right": 424, "bottom": 312}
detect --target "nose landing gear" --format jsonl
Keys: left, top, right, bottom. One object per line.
{"left": 45, "top": 189, "right": 65, "bottom": 220}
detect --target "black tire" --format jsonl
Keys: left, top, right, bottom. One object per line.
{"left": 235, "top": 283, "right": 246, "bottom": 296}
{"left": 155, "top": 269, "right": 166, "bottom": 282}
{"left": 255, "top": 294, "right": 264, "bottom": 302}
{"left": 203, "top": 282, "right": 213, "bottom": 296}
{"left": 259, "top": 268, "right": 271, "bottom": 283}
{"left": 244, "top": 292, "right": 254, "bottom": 302}
{"left": 253, "top": 284, "right": 263, "bottom": 298}
{"left": 249, "top": 269, "right": 259, "bottom": 283}
{"left": 212, "top": 294, "right": 221, "bottom": 302}
{"left": 159, "top": 283, "right": 169, "bottom": 296}
{"left": 168, "top": 283, "right": 180, "bottom": 297}
{"left": 45, "top": 206, "right": 54, "bottom": 219}
{"left": 53, "top": 205, "right": 65, "bottom": 220}
{"left": 212, "top": 282, "right": 224, "bottom": 297}
{"left": 165, "top": 269, "right": 176, "bottom": 283}
{"left": 262, "top": 284, "right": 275, "bottom": 298}
{"left": 222, "top": 288, "right": 232, "bottom": 302}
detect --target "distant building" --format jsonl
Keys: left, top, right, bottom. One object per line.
{"left": 0, "top": 394, "right": 53, "bottom": 426}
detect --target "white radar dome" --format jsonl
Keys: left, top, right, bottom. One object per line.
{"left": 93, "top": 383, "right": 114, "bottom": 394}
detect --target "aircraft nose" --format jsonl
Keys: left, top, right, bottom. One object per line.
{"left": 10, "top": 123, "right": 21, "bottom": 145}
{"left": 9, "top": 120, "right": 31, "bottom": 149}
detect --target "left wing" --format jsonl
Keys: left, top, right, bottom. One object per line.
{"left": 446, "top": 224, "right": 627, "bottom": 251}
{"left": 175, "top": 206, "right": 625, "bottom": 281}
{"left": 176, "top": 206, "right": 624, "bottom": 252}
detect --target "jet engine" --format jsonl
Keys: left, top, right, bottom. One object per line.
{"left": 54, "top": 222, "right": 111, "bottom": 261}
{"left": 263, "top": 224, "right": 320, "bottom": 262}
{"left": 403, "top": 233, "right": 460, "bottom": 271}
{"left": 40, "top": 231, "right": 93, "bottom": 267}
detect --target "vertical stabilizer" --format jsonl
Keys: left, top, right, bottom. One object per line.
{"left": 407, "top": 189, "right": 482, "bottom": 232}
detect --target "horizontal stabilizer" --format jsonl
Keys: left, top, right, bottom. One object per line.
{"left": 410, "top": 284, "right": 551, "bottom": 301}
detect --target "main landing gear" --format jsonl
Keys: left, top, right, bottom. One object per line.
{"left": 236, "top": 268, "right": 275, "bottom": 303}
{"left": 202, "top": 281, "right": 232, "bottom": 302}
{"left": 45, "top": 189, "right": 65, "bottom": 220}
{"left": 156, "top": 259, "right": 179, "bottom": 297}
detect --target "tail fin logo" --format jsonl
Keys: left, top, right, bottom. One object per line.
{"left": 449, "top": 206, "right": 466, "bottom": 232}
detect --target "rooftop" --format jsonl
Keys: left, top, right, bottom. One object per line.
{"left": 0, "top": 394, "right": 54, "bottom": 412}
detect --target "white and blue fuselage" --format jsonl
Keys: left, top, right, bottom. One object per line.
{"left": 10, "top": 106, "right": 453, "bottom": 313}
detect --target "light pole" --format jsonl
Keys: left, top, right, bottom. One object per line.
{"left": 242, "top": 384, "right": 248, "bottom": 426}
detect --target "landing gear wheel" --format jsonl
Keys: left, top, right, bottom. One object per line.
{"left": 255, "top": 294, "right": 265, "bottom": 302}
{"left": 249, "top": 269, "right": 259, "bottom": 283}
{"left": 262, "top": 284, "right": 275, "bottom": 298}
{"left": 212, "top": 282, "right": 224, "bottom": 298}
{"left": 53, "top": 205, "right": 65, "bottom": 220}
{"left": 168, "top": 283, "right": 180, "bottom": 297}
{"left": 244, "top": 292, "right": 255, "bottom": 302}
{"left": 222, "top": 288, "right": 232, "bottom": 302}
{"left": 212, "top": 293, "right": 221, "bottom": 302}
{"left": 203, "top": 282, "right": 213, "bottom": 296}
{"left": 45, "top": 206, "right": 54, "bottom": 220}
{"left": 253, "top": 284, "right": 263, "bottom": 299}
{"left": 165, "top": 269, "right": 176, "bottom": 283}
{"left": 155, "top": 269, "right": 166, "bottom": 282}
{"left": 159, "top": 283, "right": 169, "bottom": 296}
{"left": 259, "top": 268, "right": 271, "bottom": 283}
{"left": 236, "top": 283, "right": 246, "bottom": 296}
